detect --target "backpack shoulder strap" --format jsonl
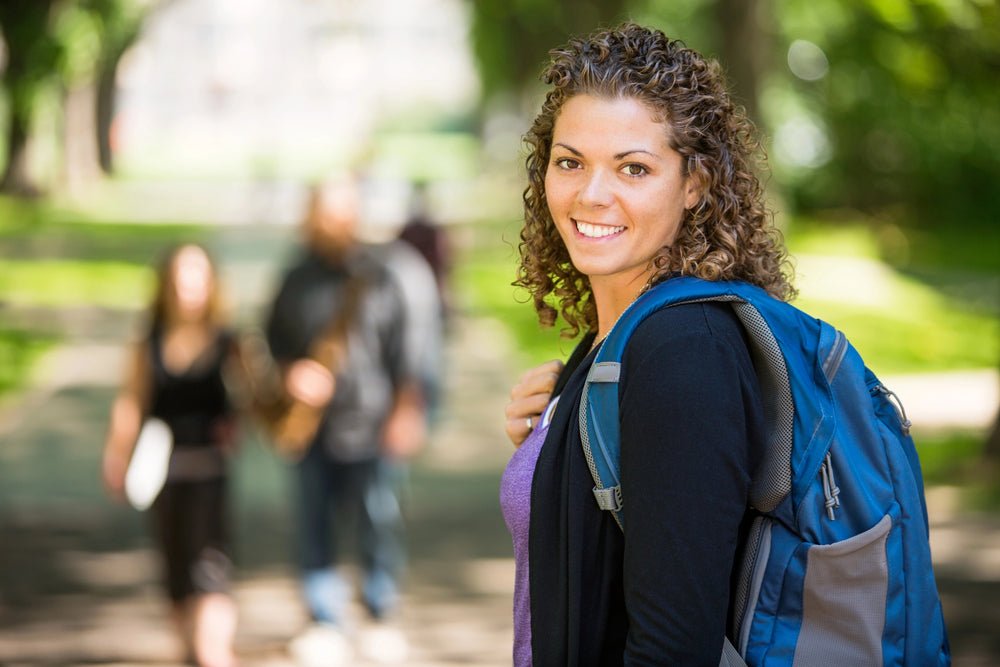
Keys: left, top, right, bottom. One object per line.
{"left": 579, "top": 276, "right": 837, "bottom": 529}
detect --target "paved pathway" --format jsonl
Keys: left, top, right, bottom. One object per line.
{"left": 0, "top": 310, "right": 520, "bottom": 666}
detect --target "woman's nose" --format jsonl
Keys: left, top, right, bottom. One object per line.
{"left": 577, "top": 169, "right": 614, "bottom": 207}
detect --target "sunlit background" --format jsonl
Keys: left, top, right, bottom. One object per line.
{"left": 0, "top": 0, "right": 998, "bottom": 665}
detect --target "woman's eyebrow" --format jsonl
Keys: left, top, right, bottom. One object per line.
{"left": 552, "top": 142, "right": 582, "bottom": 156}
{"left": 614, "top": 149, "right": 660, "bottom": 160}
{"left": 552, "top": 144, "right": 662, "bottom": 161}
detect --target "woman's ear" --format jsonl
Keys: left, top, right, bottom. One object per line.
{"left": 683, "top": 170, "right": 704, "bottom": 211}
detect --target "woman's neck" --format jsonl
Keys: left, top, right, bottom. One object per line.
{"left": 592, "top": 274, "right": 652, "bottom": 341}
{"left": 159, "top": 321, "right": 216, "bottom": 374}
{"left": 162, "top": 318, "right": 212, "bottom": 337}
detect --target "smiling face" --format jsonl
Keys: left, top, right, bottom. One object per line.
{"left": 544, "top": 94, "right": 700, "bottom": 307}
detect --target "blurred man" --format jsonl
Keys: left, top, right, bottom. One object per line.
{"left": 264, "top": 174, "right": 427, "bottom": 664}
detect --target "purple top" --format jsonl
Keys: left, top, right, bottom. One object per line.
{"left": 500, "top": 397, "right": 559, "bottom": 667}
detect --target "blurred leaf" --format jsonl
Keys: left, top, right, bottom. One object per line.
{"left": 54, "top": 5, "right": 103, "bottom": 84}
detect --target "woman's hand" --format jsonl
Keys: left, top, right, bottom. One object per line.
{"left": 102, "top": 448, "right": 129, "bottom": 502}
{"left": 504, "top": 359, "right": 564, "bottom": 447}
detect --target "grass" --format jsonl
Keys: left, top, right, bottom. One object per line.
{"left": 0, "top": 194, "right": 208, "bottom": 399}
{"left": 0, "top": 329, "right": 55, "bottom": 398}
{"left": 786, "top": 217, "right": 1000, "bottom": 274}
{"left": 0, "top": 259, "right": 154, "bottom": 310}
{"left": 456, "top": 219, "right": 999, "bottom": 373}
{"left": 788, "top": 222, "right": 997, "bottom": 373}
{"left": 915, "top": 432, "right": 988, "bottom": 486}
{"left": 454, "top": 223, "right": 575, "bottom": 367}
{"left": 916, "top": 431, "right": 1000, "bottom": 514}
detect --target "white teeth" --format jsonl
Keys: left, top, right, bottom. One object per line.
{"left": 575, "top": 220, "right": 625, "bottom": 238}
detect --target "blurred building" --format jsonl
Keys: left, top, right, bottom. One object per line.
{"left": 113, "top": 0, "right": 479, "bottom": 225}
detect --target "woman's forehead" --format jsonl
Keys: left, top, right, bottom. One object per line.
{"left": 551, "top": 95, "right": 673, "bottom": 149}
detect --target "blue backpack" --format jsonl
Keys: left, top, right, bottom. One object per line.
{"left": 579, "top": 276, "right": 950, "bottom": 667}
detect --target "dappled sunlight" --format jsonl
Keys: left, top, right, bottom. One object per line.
{"left": 459, "top": 558, "right": 515, "bottom": 596}
{"left": 795, "top": 253, "right": 897, "bottom": 308}
{"left": 55, "top": 547, "right": 158, "bottom": 589}
{"left": 881, "top": 370, "right": 999, "bottom": 433}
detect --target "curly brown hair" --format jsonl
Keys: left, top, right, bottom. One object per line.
{"left": 517, "top": 22, "right": 794, "bottom": 337}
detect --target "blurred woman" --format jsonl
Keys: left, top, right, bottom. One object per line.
{"left": 102, "top": 244, "right": 242, "bottom": 667}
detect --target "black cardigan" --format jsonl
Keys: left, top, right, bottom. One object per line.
{"left": 528, "top": 302, "right": 767, "bottom": 666}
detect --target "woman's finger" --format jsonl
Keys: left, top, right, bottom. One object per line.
{"left": 505, "top": 393, "right": 551, "bottom": 423}
{"left": 511, "top": 360, "right": 564, "bottom": 400}
{"left": 504, "top": 393, "right": 552, "bottom": 447}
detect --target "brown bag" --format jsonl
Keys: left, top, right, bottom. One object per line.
{"left": 251, "top": 275, "right": 366, "bottom": 460}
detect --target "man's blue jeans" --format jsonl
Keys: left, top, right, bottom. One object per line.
{"left": 295, "top": 447, "right": 404, "bottom": 625}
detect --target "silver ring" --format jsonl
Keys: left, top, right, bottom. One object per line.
{"left": 525, "top": 416, "right": 533, "bottom": 431}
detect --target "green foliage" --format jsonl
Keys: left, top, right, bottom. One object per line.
{"left": 470, "top": 0, "right": 631, "bottom": 102}
{"left": 772, "top": 0, "right": 1000, "bottom": 226}
{"left": 0, "top": 194, "right": 210, "bottom": 263}
{"left": 54, "top": 4, "right": 103, "bottom": 84}
{"left": 0, "top": 0, "right": 61, "bottom": 118}
{"left": 788, "top": 222, "right": 998, "bottom": 373}
{"left": 631, "top": 0, "right": 716, "bottom": 52}
{"left": 0, "top": 328, "right": 54, "bottom": 398}
{"left": 468, "top": 0, "right": 1000, "bottom": 229}
{"left": 915, "top": 431, "right": 985, "bottom": 485}
{"left": 0, "top": 0, "right": 150, "bottom": 191}
{"left": 455, "top": 221, "right": 573, "bottom": 366}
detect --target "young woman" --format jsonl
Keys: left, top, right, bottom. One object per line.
{"left": 102, "top": 244, "right": 243, "bottom": 667}
{"left": 500, "top": 23, "right": 794, "bottom": 665}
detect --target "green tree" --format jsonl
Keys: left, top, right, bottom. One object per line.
{"left": 0, "top": 0, "right": 153, "bottom": 196}
{"left": 86, "top": 0, "right": 156, "bottom": 174}
{"left": 470, "top": 0, "right": 630, "bottom": 105}
{"left": 773, "top": 0, "right": 1000, "bottom": 227}
{"left": 0, "top": 0, "right": 61, "bottom": 195}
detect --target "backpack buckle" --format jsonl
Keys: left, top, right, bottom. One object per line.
{"left": 593, "top": 485, "right": 623, "bottom": 512}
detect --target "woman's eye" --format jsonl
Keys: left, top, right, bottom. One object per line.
{"left": 555, "top": 157, "right": 580, "bottom": 170}
{"left": 622, "top": 163, "right": 647, "bottom": 177}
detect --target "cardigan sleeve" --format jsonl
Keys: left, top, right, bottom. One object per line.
{"left": 618, "top": 303, "right": 761, "bottom": 666}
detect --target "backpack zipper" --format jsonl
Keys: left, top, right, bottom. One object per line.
{"left": 822, "top": 330, "right": 848, "bottom": 382}
{"left": 820, "top": 451, "right": 841, "bottom": 521}
{"left": 871, "top": 384, "right": 912, "bottom": 436}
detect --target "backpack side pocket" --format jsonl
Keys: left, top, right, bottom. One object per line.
{"left": 792, "top": 505, "right": 898, "bottom": 667}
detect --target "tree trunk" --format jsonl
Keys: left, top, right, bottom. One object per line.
{"left": 96, "top": 29, "right": 144, "bottom": 175}
{"left": 714, "top": 0, "right": 769, "bottom": 126}
{"left": 0, "top": 108, "right": 39, "bottom": 197}
{"left": 984, "top": 360, "right": 1000, "bottom": 464}
{"left": 96, "top": 56, "right": 117, "bottom": 174}
{"left": 986, "top": 412, "right": 1000, "bottom": 460}
{"left": 63, "top": 83, "right": 102, "bottom": 196}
